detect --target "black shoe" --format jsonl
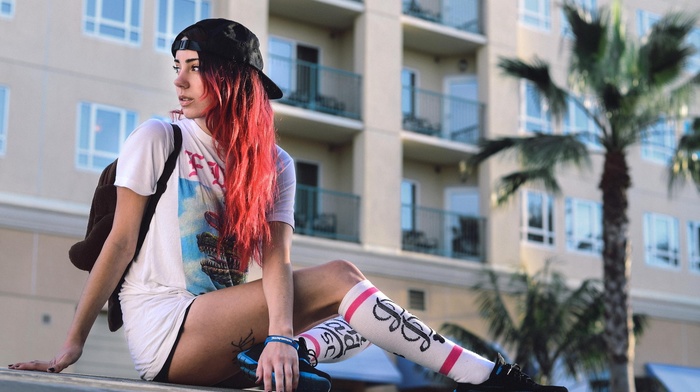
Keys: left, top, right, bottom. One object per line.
{"left": 455, "top": 354, "right": 568, "bottom": 391}
{"left": 237, "top": 337, "right": 332, "bottom": 392}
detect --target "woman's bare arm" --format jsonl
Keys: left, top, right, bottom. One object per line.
{"left": 9, "top": 187, "right": 148, "bottom": 372}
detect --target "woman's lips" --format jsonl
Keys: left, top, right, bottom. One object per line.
{"left": 179, "top": 96, "right": 193, "bottom": 106}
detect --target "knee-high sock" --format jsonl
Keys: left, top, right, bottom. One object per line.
{"left": 338, "top": 280, "right": 494, "bottom": 384}
{"left": 297, "top": 317, "right": 371, "bottom": 364}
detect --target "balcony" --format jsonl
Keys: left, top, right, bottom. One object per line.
{"left": 401, "top": 0, "right": 486, "bottom": 56}
{"left": 402, "top": 204, "right": 485, "bottom": 261}
{"left": 401, "top": 85, "right": 483, "bottom": 164}
{"left": 269, "top": 0, "right": 363, "bottom": 30}
{"left": 295, "top": 185, "right": 361, "bottom": 243}
{"left": 403, "top": 0, "right": 482, "bottom": 33}
{"left": 270, "top": 55, "right": 362, "bottom": 121}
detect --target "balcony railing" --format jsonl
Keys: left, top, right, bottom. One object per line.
{"left": 402, "top": 0, "right": 483, "bottom": 34}
{"left": 269, "top": 55, "right": 362, "bottom": 120}
{"left": 402, "top": 204, "right": 485, "bottom": 261}
{"left": 402, "top": 86, "right": 484, "bottom": 145}
{"left": 295, "top": 185, "right": 361, "bottom": 243}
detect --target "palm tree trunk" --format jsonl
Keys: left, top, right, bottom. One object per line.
{"left": 599, "top": 149, "right": 635, "bottom": 392}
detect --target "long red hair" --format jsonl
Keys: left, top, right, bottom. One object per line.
{"left": 198, "top": 52, "right": 278, "bottom": 271}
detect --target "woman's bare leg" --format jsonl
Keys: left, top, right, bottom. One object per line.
{"left": 164, "top": 260, "right": 364, "bottom": 386}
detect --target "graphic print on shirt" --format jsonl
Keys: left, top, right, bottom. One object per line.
{"left": 179, "top": 178, "right": 247, "bottom": 295}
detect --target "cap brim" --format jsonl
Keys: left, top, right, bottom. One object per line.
{"left": 259, "top": 72, "right": 283, "bottom": 100}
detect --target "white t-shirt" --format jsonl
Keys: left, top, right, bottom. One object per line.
{"left": 114, "top": 118, "right": 296, "bottom": 380}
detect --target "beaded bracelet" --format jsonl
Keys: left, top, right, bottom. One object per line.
{"left": 265, "top": 335, "right": 299, "bottom": 350}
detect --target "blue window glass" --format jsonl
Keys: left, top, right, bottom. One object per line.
{"left": 1, "top": 0, "right": 15, "bottom": 17}
{"left": 156, "top": 0, "right": 211, "bottom": 52}
{"left": 76, "top": 102, "right": 138, "bottom": 171}
{"left": 83, "top": 0, "right": 142, "bottom": 45}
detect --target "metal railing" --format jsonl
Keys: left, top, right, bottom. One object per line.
{"left": 269, "top": 55, "right": 362, "bottom": 120}
{"left": 402, "top": 0, "right": 483, "bottom": 34}
{"left": 402, "top": 86, "right": 484, "bottom": 145}
{"left": 401, "top": 204, "right": 485, "bottom": 261}
{"left": 295, "top": 185, "right": 361, "bottom": 243}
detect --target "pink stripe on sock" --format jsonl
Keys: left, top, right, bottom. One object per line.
{"left": 299, "top": 333, "right": 320, "bottom": 356}
{"left": 343, "top": 287, "right": 379, "bottom": 322}
{"left": 439, "top": 346, "right": 463, "bottom": 375}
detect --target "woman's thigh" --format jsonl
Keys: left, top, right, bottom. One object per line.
{"left": 165, "top": 260, "right": 364, "bottom": 386}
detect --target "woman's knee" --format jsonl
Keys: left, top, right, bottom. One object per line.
{"left": 323, "top": 259, "right": 365, "bottom": 285}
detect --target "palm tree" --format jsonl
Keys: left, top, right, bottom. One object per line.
{"left": 441, "top": 263, "right": 647, "bottom": 386}
{"left": 469, "top": 1, "right": 700, "bottom": 391}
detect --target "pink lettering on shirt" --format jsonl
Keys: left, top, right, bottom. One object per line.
{"left": 185, "top": 150, "right": 225, "bottom": 189}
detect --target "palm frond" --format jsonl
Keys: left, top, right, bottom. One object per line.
{"left": 498, "top": 57, "right": 568, "bottom": 119}
{"left": 473, "top": 270, "right": 521, "bottom": 348}
{"left": 564, "top": 0, "right": 607, "bottom": 86}
{"left": 475, "top": 133, "right": 590, "bottom": 205}
{"left": 471, "top": 133, "right": 590, "bottom": 170}
{"left": 668, "top": 118, "right": 700, "bottom": 193}
{"left": 494, "top": 168, "right": 559, "bottom": 206}
{"left": 639, "top": 12, "right": 699, "bottom": 87}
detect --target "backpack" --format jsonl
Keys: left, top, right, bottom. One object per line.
{"left": 69, "top": 124, "right": 182, "bottom": 331}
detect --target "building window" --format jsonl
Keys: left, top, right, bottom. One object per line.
{"left": 268, "top": 37, "right": 320, "bottom": 99}
{"left": 401, "top": 180, "right": 417, "bottom": 231}
{"left": 76, "top": 102, "right": 138, "bottom": 171}
{"left": 155, "top": 0, "right": 210, "bottom": 52}
{"left": 643, "top": 213, "right": 680, "bottom": 269}
{"left": 564, "top": 96, "right": 600, "bottom": 148}
{"left": 636, "top": 9, "right": 660, "bottom": 37}
{"left": 641, "top": 118, "right": 676, "bottom": 164}
{"left": 83, "top": 0, "right": 143, "bottom": 45}
{"left": 0, "top": 85, "right": 8, "bottom": 155}
{"left": 520, "top": 0, "right": 551, "bottom": 30}
{"left": 408, "top": 289, "right": 426, "bottom": 311}
{"left": 521, "top": 81, "right": 552, "bottom": 134}
{"left": 1, "top": 0, "right": 14, "bottom": 18}
{"left": 565, "top": 198, "right": 602, "bottom": 254}
{"left": 688, "top": 221, "right": 700, "bottom": 273}
{"left": 522, "top": 190, "right": 554, "bottom": 245}
{"left": 561, "top": 0, "right": 595, "bottom": 37}
{"left": 687, "top": 27, "right": 700, "bottom": 74}
{"left": 401, "top": 68, "right": 417, "bottom": 117}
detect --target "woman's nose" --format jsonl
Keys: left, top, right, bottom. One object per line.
{"left": 174, "top": 73, "right": 187, "bottom": 89}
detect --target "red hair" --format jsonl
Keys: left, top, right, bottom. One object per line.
{"left": 198, "top": 53, "right": 278, "bottom": 271}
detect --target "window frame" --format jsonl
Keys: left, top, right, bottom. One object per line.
{"left": 522, "top": 190, "right": 555, "bottom": 246}
{"left": 520, "top": 0, "right": 551, "bottom": 31}
{"left": 155, "top": 0, "right": 211, "bottom": 52}
{"left": 401, "top": 179, "right": 419, "bottom": 232}
{"left": 0, "top": 85, "right": 8, "bottom": 155}
{"left": 641, "top": 118, "right": 677, "bottom": 164}
{"left": 688, "top": 221, "right": 700, "bottom": 274}
{"left": 520, "top": 80, "right": 552, "bottom": 134}
{"left": 76, "top": 102, "right": 138, "bottom": 172}
{"left": 83, "top": 0, "right": 143, "bottom": 46}
{"left": 563, "top": 95, "right": 601, "bottom": 148}
{"left": 643, "top": 212, "right": 680, "bottom": 270}
{"left": 565, "top": 198, "right": 602, "bottom": 254}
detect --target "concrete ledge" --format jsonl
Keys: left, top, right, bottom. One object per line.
{"left": 0, "top": 368, "right": 248, "bottom": 391}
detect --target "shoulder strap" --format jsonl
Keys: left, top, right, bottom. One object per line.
{"left": 132, "top": 124, "right": 183, "bottom": 260}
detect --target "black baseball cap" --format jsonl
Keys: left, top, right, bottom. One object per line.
{"left": 172, "top": 18, "right": 283, "bottom": 100}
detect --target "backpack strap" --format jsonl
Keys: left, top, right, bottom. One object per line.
{"left": 132, "top": 123, "right": 183, "bottom": 260}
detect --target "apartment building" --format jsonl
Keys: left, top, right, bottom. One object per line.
{"left": 0, "top": 0, "right": 698, "bottom": 390}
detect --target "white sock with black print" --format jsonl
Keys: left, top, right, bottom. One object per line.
{"left": 338, "top": 279, "right": 494, "bottom": 384}
{"left": 297, "top": 316, "right": 371, "bottom": 364}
